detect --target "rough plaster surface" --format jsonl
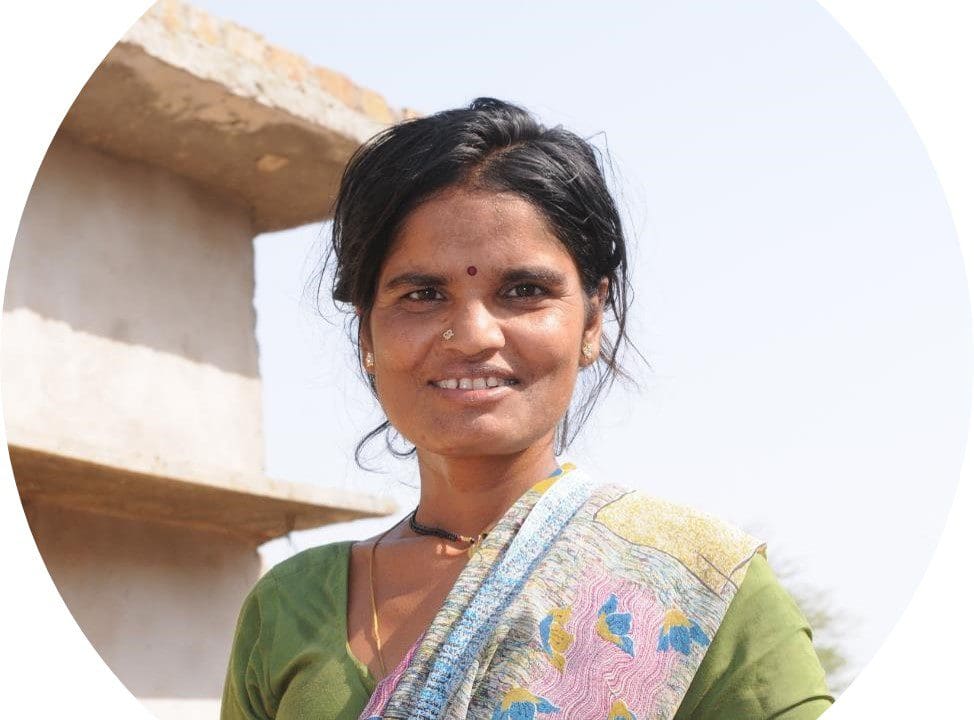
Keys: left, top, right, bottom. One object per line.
{"left": 3, "top": 134, "right": 394, "bottom": 537}
{"left": 7, "top": 135, "right": 259, "bottom": 376}
{"left": 58, "top": 0, "right": 408, "bottom": 232}
{"left": 24, "top": 501, "right": 260, "bottom": 701}
{"left": 129, "top": 0, "right": 408, "bottom": 132}
{"left": 2, "top": 307, "right": 265, "bottom": 479}
{"left": 3, "top": 131, "right": 266, "bottom": 476}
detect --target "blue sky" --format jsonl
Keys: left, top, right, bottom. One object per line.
{"left": 191, "top": 0, "right": 971, "bottom": 679}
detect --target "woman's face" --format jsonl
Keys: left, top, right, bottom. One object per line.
{"left": 363, "top": 187, "right": 604, "bottom": 459}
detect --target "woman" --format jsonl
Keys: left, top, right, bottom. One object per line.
{"left": 221, "top": 98, "right": 833, "bottom": 720}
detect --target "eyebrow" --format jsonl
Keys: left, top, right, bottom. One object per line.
{"left": 500, "top": 266, "right": 569, "bottom": 287}
{"left": 381, "top": 272, "right": 448, "bottom": 292}
{"left": 380, "top": 265, "right": 569, "bottom": 293}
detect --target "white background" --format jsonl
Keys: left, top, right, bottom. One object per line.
{"left": 1, "top": 1, "right": 972, "bottom": 717}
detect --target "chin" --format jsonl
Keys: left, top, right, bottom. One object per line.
{"left": 412, "top": 424, "right": 546, "bottom": 459}
{"left": 428, "top": 441, "right": 526, "bottom": 458}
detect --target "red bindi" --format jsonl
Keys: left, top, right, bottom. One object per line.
{"left": 467, "top": 265, "right": 477, "bottom": 276}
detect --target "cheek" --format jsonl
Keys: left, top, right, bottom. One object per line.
{"left": 515, "top": 314, "right": 584, "bottom": 380}
{"left": 371, "top": 311, "right": 432, "bottom": 370}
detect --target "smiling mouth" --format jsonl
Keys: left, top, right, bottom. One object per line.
{"left": 430, "top": 376, "right": 519, "bottom": 390}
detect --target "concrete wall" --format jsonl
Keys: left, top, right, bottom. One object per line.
{"left": 23, "top": 499, "right": 259, "bottom": 720}
{"left": 1, "top": 8, "right": 402, "bottom": 718}
{"left": 3, "top": 132, "right": 264, "bottom": 477}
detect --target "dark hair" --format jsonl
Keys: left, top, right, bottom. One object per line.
{"left": 317, "top": 97, "right": 637, "bottom": 466}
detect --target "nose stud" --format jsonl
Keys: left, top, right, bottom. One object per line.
{"left": 442, "top": 328, "right": 455, "bottom": 341}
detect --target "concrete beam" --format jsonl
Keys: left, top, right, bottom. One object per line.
{"left": 11, "top": 440, "right": 395, "bottom": 545}
{"left": 58, "top": 0, "right": 416, "bottom": 232}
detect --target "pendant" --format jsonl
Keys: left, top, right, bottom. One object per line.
{"left": 468, "top": 535, "right": 483, "bottom": 558}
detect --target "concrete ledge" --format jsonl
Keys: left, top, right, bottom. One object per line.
{"left": 58, "top": 0, "right": 418, "bottom": 232}
{"left": 10, "top": 440, "right": 395, "bottom": 545}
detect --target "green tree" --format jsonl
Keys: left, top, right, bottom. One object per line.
{"left": 768, "top": 555, "right": 856, "bottom": 694}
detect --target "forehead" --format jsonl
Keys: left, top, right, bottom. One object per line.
{"left": 383, "top": 188, "right": 573, "bottom": 269}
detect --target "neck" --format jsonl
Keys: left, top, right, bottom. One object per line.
{"left": 413, "top": 439, "right": 559, "bottom": 538}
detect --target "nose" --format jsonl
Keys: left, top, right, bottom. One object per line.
{"left": 447, "top": 299, "right": 505, "bottom": 356}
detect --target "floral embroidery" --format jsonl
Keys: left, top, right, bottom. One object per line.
{"left": 608, "top": 699, "right": 638, "bottom": 720}
{"left": 657, "top": 607, "right": 710, "bottom": 655}
{"left": 492, "top": 688, "right": 560, "bottom": 720}
{"left": 539, "top": 606, "right": 574, "bottom": 672}
{"left": 596, "top": 594, "right": 635, "bottom": 657}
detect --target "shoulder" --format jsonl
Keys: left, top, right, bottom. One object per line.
{"left": 676, "top": 553, "right": 834, "bottom": 718}
{"left": 224, "top": 542, "right": 357, "bottom": 718}
{"left": 591, "top": 485, "right": 765, "bottom": 594}
{"left": 250, "top": 540, "right": 354, "bottom": 600}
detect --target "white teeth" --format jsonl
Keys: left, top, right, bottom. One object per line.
{"left": 436, "top": 376, "right": 516, "bottom": 389}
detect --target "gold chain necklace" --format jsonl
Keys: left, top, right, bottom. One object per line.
{"left": 367, "top": 512, "right": 495, "bottom": 677}
{"left": 368, "top": 520, "right": 403, "bottom": 678}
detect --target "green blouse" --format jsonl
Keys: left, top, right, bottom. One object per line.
{"left": 221, "top": 542, "right": 833, "bottom": 720}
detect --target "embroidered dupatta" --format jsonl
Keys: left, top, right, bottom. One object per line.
{"left": 361, "top": 465, "right": 764, "bottom": 720}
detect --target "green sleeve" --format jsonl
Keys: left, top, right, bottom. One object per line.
{"left": 221, "top": 582, "right": 278, "bottom": 720}
{"left": 674, "top": 554, "right": 835, "bottom": 720}
{"left": 218, "top": 543, "right": 372, "bottom": 720}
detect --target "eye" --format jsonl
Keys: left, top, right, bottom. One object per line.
{"left": 504, "top": 283, "right": 547, "bottom": 299}
{"left": 405, "top": 287, "right": 444, "bottom": 302}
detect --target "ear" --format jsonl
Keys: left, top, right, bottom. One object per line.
{"left": 356, "top": 307, "right": 374, "bottom": 371}
{"left": 581, "top": 278, "right": 609, "bottom": 367}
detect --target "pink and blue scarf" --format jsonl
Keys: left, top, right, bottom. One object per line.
{"left": 361, "top": 464, "right": 763, "bottom": 720}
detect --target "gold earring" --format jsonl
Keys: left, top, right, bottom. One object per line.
{"left": 582, "top": 342, "right": 595, "bottom": 360}
{"left": 364, "top": 351, "right": 374, "bottom": 370}
{"left": 442, "top": 328, "right": 455, "bottom": 340}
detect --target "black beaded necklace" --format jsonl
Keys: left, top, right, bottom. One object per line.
{"left": 408, "top": 508, "right": 490, "bottom": 547}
